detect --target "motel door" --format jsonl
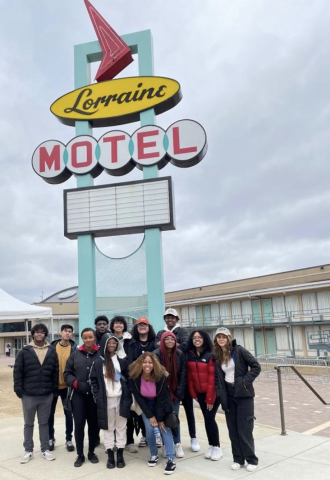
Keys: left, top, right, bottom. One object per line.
{"left": 252, "top": 300, "right": 262, "bottom": 325}
{"left": 255, "top": 329, "right": 264, "bottom": 355}
{"left": 262, "top": 298, "right": 273, "bottom": 323}
{"left": 265, "top": 328, "right": 277, "bottom": 354}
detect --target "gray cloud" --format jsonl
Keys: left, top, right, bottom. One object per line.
{"left": 1, "top": 0, "right": 330, "bottom": 302}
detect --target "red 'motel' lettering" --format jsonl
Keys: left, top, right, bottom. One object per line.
{"left": 172, "top": 126, "right": 198, "bottom": 155}
{"left": 39, "top": 145, "right": 61, "bottom": 172}
{"left": 103, "top": 135, "right": 126, "bottom": 163}
{"left": 137, "top": 130, "right": 160, "bottom": 159}
{"left": 71, "top": 141, "right": 93, "bottom": 168}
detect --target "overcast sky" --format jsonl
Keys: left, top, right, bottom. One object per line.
{"left": 1, "top": 0, "right": 330, "bottom": 303}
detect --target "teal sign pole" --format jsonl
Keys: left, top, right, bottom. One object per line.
{"left": 74, "top": 31, "right": 165, "bottom": 334}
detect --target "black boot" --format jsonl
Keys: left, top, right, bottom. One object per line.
{"left": 117, "top": 448, "right": 126, "bottom": 468}
{"left": 107, "top": 449, "right": 115, "bottom": 469}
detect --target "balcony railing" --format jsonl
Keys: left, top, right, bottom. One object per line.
{"left": 181, "top": 308, "right": 330, "bottom": 328}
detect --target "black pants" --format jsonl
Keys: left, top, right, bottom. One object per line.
{"left": 72, "top": 392, "right": 98, "bottom": 456}
{"left": 225, "top": 383, "right": 258, "bottom": 465}
{"left": 48, "top": 388, "right": 73, "bottom": 442}
{"left": 182, "top": 388, "right": 196, "bottom": 438}
{"left": 196, "top": 392, "right": 221, "bottom": 447}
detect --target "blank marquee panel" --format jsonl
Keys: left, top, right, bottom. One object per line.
{"left": 64, "top": 177, "right": 175, "bottom": 239}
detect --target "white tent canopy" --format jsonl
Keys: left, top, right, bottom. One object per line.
{"left": 0, "top": 287, "right": 52, "bottom": 320}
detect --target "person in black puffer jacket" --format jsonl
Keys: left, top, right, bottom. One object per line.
{"left": 64, "top": 327, "right": 100, "bottom": 468}
{"left": 90, "top": 334, "right": 132, "bottom": 469}
{"left": 213, "top": 327, "right": 261, "bottom": 473}
{"left": 13, "top": 323, "right": 59, "bottom": 463}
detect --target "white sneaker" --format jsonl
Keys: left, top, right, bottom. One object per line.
{"left": 175, "top": 443, "right": 184, "bottom": 458}
{"left": 246, "top": 463, "right": 259, "bottom": 472}
{"left": 205, "top": 446, "right": 213, "bottom": 459}
{"left": 191, "top": 438, "right": 200, "bottom": 452}
{"left": 231, "top": 462, "right": 244, "bottom": 470}
{"left": 162, "top": 445, "right": 167, "bottom": 458}
{"left": 211, "top": 446, "right": 223, "bottom": 461}
{"left": 20, "top": 451, "right": 33, "bottom": 464}
{"left": 41, "top": 450, "right": 55, "bottom": 461}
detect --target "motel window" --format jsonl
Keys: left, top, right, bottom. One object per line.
{"left": 219, "top": 302, "right": 229, "bottom": 319}
{"left": 316, "top": 291, "right": 330, "bottom": 311}
{"left": 301, "top": 293, "right": 318, "bottom": 313}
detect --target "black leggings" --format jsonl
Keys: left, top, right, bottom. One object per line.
{"left": 72, "top": 392, "right": 98, "bottom": 456}
{"left": 182, "top": 388, "right": 197, "bottom": 438}
{"left": 196, "top": 392, "right": 221, "bottom": 447}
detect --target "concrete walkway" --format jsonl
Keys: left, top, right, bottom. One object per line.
{"left": 0, "top": 406, "right": 329, "bottom": 480}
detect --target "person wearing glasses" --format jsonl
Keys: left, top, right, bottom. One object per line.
{"left": 213, "top": 327, "right": 260, "bottom": 472}
{"left": 186, "top": 330, "right": 222, "bottom": 461}
{"left": 127, "top": 318, "right": 158, "bottom": 448}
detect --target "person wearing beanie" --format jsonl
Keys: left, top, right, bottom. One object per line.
{"left": 156, "top": 308, "right": 200, "bottom": 453}
{"left": 90, "top": 335, "right": 131, "bottom": 469}
{"left": 94, "top": 315, "right": 110, "bottom": 348}
{"left": 213, "top": 327, "right": 261, "bottom": 473}
{"left": 154, "top": 331, "right": 187, "bottom": 459}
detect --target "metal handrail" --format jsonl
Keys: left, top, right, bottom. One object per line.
{"left": 274, "top": 364, "right": 330, "bottom": 435}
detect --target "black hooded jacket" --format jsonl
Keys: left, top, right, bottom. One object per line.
{"left": 63, "top": 344, "right": 100, "bottom": 396}
{"left": 214, "top": 340, "right": 261, "bottom": 405}
{"left": 14, "top": 344, "right": 59, "bottom": 398}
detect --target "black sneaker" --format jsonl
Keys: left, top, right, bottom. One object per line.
{"left": 49, "top": 439, "right": 55, "bottom": 451}
{"left": 164, "top": 459, "right": 176, "bottom": 475}
{"left": 66, "top": 441, "right": 75, "bottom": 452}
{"left": 88, "top": 452, "right": 99, "bottom": 464}
{"left": 147, "top": 455, "right": 159, "bottom": 467}
{"left": 74, "top": 455, "right": 85, "bottom": 467}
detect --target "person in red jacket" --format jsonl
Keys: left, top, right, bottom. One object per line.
{"left": 186, "top": 330, "right": 222, "bottom": 461}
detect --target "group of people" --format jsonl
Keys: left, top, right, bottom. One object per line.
{"left": 13, "top": 307, "right": 261, "bottom": 475}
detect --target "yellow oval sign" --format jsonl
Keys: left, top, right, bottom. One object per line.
{"left": 50, "top": 76, "right": 182, "bottom": 128}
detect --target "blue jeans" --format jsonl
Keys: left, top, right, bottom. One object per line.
{"left": 172, "top": 400, "right": 181, "bottom": 444}
{"left": 141, "top": 400, "right": 174, "bottom": 460}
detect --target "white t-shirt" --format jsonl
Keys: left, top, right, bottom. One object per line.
{"left": 221, "top": 358, "right": 235, "bottom": 383}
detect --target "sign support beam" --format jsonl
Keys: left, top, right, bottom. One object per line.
{"left": 73, "top": 29, "right": 165, "bottom": 333}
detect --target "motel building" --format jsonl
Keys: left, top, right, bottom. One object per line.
{"left": 2, "top": 264, "right": 330, "bottom": 357}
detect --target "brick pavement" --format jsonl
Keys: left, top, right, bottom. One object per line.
{"left": 253, "top": 375, "right": 330, "bottom": 437}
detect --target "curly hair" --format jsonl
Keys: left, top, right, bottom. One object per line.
{"left": 31, "top": 323, "right": 49, "bottom": 338}
{"left": 110, "top": 316, "right": 128, "bottom": 333}
{"left": 213, "top": 334, "right": 233, "bottom": 365}
{"left": 131, "top": 323, "right": 156, "bottom": 341}
{"left": 187, "top": 329, "right": 213, "bottom": 354}
{"left": 129, "top": 352, "right": 168, "bottom": 381}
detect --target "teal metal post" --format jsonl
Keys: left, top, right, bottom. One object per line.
{"left": 73, "top": 30, "right": 165, "bottom": 334}
{"left": 74, "top": 44, "right": 96, "bottom": 334}
{"left": 137, "top": 31, "right": 165, "bottom": 331}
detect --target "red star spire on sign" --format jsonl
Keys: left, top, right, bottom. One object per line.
{"left": 84, "top": 0, "right": 134, "bottom": 82}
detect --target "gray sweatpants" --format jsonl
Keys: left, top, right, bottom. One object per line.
{"left": 22, "top": 393, "right": 53, "bottom": 452}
